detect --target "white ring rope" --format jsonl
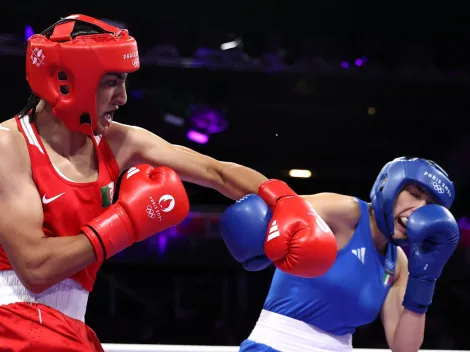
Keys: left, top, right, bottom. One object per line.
{"left": 102, "top": 344, "right": 466, "bottom": 352}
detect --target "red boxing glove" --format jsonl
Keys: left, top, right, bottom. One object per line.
{"left": 81, "top": 165, "right": 190, "bottom": 262}
{"left": 259, "top": 179, "right": 337, "bottom": 278}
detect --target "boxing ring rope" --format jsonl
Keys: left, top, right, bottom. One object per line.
{"left": 101, "top": 344, "right": 466, "bottom": 352}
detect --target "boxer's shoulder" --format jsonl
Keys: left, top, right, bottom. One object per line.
{"left": 105, "top": 122, "right": 142, "bottom": 169}
{"left": 0, "top": 119, "right": 31, "bottom": 175}
{"left": 0, "top": 117, "right": 19, "bottom": 132}
{"left": 106, "top": 121, "right": 130, "bottom": 138}
{"left": 107, "top": 122, "right": 157, "bottom": 151}
{"left": 0, "top": 122, "right": 25, "bottom": 149}
{"left": 301, "top": 193, "right": 361, "bottom": 234}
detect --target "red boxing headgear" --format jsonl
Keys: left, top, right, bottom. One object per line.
{"left": 25, "top": 14, "right": 140, "bottom": 135}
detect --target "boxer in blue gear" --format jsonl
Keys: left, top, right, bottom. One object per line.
{"left": 220, "top": 157, "right": 459, "bottom": 352}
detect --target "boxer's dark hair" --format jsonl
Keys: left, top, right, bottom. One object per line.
{"left": 18, "top": 21, "right": 105, "bottom": 120}
{"left": 41, "top": 21, "right": 108, "bottom": 40}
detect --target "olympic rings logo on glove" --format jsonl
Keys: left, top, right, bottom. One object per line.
{"left": 146, "top": 205, "right": 156, "bottom": 219}
{"left": 432, "top": 181, "right": 445, "bottom": 194}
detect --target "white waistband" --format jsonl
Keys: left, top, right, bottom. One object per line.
{"left": 0, "top": 270, "right": 89, "bottom": 322}
{"left": 247, "top": 309, "right": 353, "bottom": 352}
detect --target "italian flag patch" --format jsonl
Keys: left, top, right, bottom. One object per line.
{"left": 383, "top": 270, "right": 393, "bottom": 286}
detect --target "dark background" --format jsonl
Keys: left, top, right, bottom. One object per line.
{"left": 0, "top": 1, "right": 469, "bottom": 350}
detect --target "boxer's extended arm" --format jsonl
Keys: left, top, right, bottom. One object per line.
{"left": 0, "top": 131, "right": 96, "bottom": 293}
{"left": 381, "top": 248, "right": 424, "bottom": 352}
{"left": 109, "top": 124, "right": 267, "bottom": 200}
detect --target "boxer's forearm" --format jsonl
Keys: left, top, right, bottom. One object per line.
{"left": 161, "top": 145, "right": 268, "bottom": 200}
{"left": 391, "top": 309, "right": 425, "bottom": 352}
{"left": 216, "top": 162, "right": 268, "bottom": 200}
{"left": 23, "top": 234, "right": 96, "bottom": 293}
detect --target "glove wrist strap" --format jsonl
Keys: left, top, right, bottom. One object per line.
{"left": 258, "top": 179, "right": 296, "bottom": 209}
{"left": 81, "top": 226, "right": 105, "bottom": 264}
{"left": 403, "top": 276, "right": 436, "bottom": 314}
{"left": 80, "top": 204, "right": 134, "bottom": 260}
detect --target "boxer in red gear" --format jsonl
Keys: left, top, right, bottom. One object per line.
{"left": 0, "top": 15, "right": 279, "bottom": 351}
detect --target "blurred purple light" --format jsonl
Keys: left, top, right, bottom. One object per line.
{"left": 340, "top": 61, "right": 349, "bottom": 69}
{"left": 130, "top": 89, "right": 144, "bottom": 100}
{"left": 190, "top": 105, "right": 228, "bottom": 134}
{"left": 355, "top": 58, "right": 363, "bottom": 66}
{"left": 459, "top": 216, "right": 470, "bottom": 230}
{"left": 24, "top": 26, "right": 34, "bottom": 41}
{"left": 187, "top": 130, "right": 209, "bottom": 144}
{"left": 158, "top": 235, "right": 168, "bottom": 254}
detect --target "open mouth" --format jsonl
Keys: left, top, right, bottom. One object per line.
{"left": 398, "top": 216, "right": 408, "bottom": 228}
{"left": 103, "top": 110, "right": 115, "bottom": 125}
{"left": 396, "top": 216, "right": 409, "bottom": 238}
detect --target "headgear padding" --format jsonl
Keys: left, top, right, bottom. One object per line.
{"left": 26, "top": 14, "right": 139, "bottom": 135}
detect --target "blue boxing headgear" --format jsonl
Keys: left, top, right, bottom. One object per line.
{"left": 370, "top": 157, "right": 455, "bottom": 246}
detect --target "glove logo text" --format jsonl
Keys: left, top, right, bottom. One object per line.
{"left": 148, "top": 196, "right": 163, "bottom": 222}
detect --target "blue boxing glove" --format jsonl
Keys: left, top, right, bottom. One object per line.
{"left": 403, "top": 204, "right": 460, "bottom": 314}
{"left": 220, "top": 194, "right": 273, "bottom": 271}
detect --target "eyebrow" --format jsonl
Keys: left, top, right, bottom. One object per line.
{"left": 415, "top": 185, "right": 436, "bottom": 203}
{"left": 106, "top": 72, "right": 127, "bottom": 80}
{"left": 415, "top": 185, "right": 427, "bottom": 194}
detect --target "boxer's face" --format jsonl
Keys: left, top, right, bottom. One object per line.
{"left": 95, "top": 72, "right": 128, "bottom": 135}
{"left": 392, "top": 184, "right": 434, "bottom": 240}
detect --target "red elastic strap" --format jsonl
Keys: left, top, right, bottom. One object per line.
{"left": 82, "top": 205, "right": 134, "bottom": 260}
{"left": 81, "top": 226, "right": 105, "bottom": 264}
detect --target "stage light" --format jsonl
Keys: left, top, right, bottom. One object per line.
{"left": 163, "top": 113, "right": 185, "bottom": 127}
{"left": 190, "top": 105, "right": 228, "bottom": 134}
{"left": 221, "top": 39, "right": 241, "bottom": 50}
{"left": 288, "top": 169, "right": 312, "bottom": 178}
{"left": 187, "top": 130, "right": 209, "bottom": 144}
{"left": 355, "top": 57, "right": 368, "bottom": 67}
